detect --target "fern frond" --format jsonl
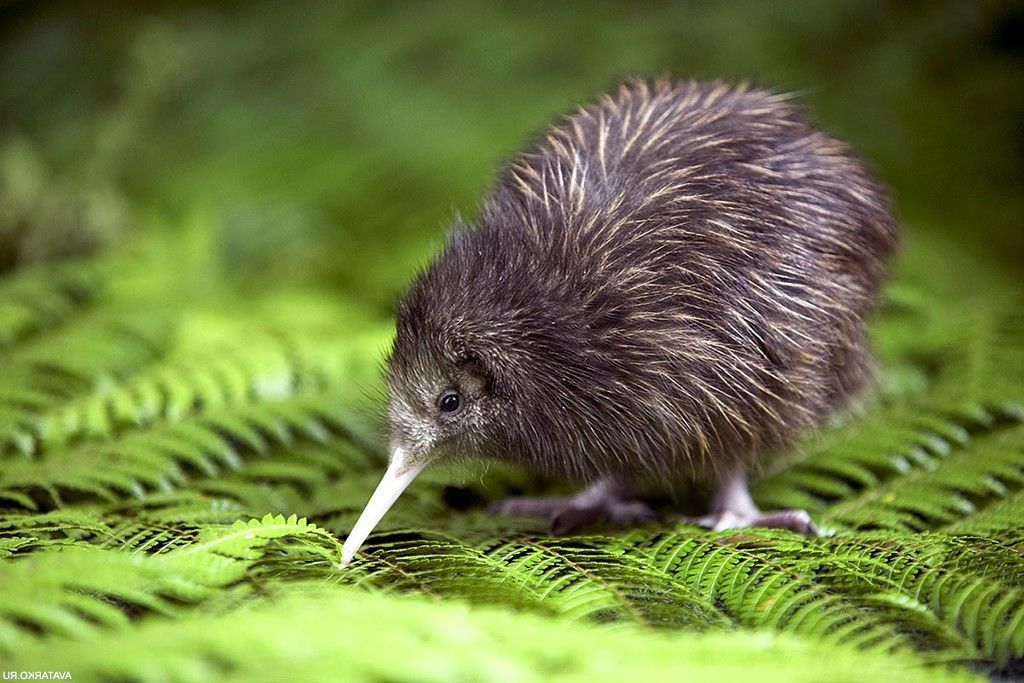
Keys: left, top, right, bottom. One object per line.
{"left": 0, "top": 312, "right": 173, "bottom": 455}
{"left": 0, "top": 261, "right": 103, "bottom": 348}
{"left": 0, "top": 514, "right": 339, "bottom": 654}
{"left": 799, "top": 533, "right": 1024, "bottom": 663}
{"left": 820, "top": 422, "right": 1024, "bottom": 531}
{"left": 0, "top": 547, "right": 186, "bottom": 654}
{"left": 347, "top": 528, "right": 732, "bottom": 627}
{"left": 0, "top": 508, "right": 114, "bottom": 548}
{"left": 755, "top": 405, "right": 1024, "bottom": 532}
{"left": 3, "top": 586, "right": 980, "bottom": 683}
{"left": 0, "top": 391, "right": 367, "bottom": 510}
{"left": 158, "top": 513, "right": 341, "bottom": 586}
{"left": 615, "top": 528, "right": 910, "bottom": 650}
{"left": 23, "top": 329, "right": 365, "bottom": 455}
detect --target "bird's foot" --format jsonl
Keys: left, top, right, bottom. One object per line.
{"left": 689, "top": 508, "right": 818, "bottom": 535}
{"left": 688, "top": 468, "right": 819, "bottom": 535}
{"left": 488, "top": 478, "right": 657, "bottom": 534}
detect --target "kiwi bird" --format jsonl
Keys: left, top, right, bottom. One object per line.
{"left": 340, "top": 78, "right": 897, "bottom": 567}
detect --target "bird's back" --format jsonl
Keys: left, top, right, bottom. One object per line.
{"left": 471, "top": 79, "right": 897, "bottom": 479}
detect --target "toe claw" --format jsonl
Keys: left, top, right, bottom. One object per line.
{"left": 751, "top": 509, "right": 819, "bottom": 535}
{"left": 687, "top": 508, "right": 818, "bottom": 535}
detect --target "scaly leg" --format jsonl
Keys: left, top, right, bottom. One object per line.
{"left": 488, "top": 477, "right": 657, "bottom": 534}
{"left": 694, "top": 468, "right": 818, "bottom": 534}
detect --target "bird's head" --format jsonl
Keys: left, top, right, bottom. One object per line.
{"left": 340, "top": 231, "right": 535, "bottom": 566}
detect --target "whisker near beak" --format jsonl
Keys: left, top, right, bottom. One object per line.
{"left": 339, "top": 447, "right": 426, "bottom": 568}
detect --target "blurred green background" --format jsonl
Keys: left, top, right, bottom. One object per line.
{"left": 2, "top": 0, "right": 1021, "bottom": 302}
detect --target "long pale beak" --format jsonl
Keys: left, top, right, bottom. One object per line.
{"left": 339, "top": 448, "right": 427, "bottom": 568}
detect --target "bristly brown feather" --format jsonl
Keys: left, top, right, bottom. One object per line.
{"left": 389, "top": 78, "right": 898, "bottom": 486}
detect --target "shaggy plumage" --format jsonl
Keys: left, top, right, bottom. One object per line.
{"left": 391, "top": 78, "right": 895, "bottom": 480}
{"left": 339, "top": 78, "right": 898, "bottom": 565}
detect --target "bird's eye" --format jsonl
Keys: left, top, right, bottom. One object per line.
{"left": 438, "top": 391, "right": 461, "bottom": 413}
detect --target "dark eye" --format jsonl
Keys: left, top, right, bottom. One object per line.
{"left": 438, "top": 391, "right": 461, "bottom": 413}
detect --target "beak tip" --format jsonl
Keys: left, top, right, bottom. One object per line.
{"left": 336, "top": 450, "right": 427, "bottom": 572}
{"left": 338, "top": 545, "right": 357, "bottom": 569}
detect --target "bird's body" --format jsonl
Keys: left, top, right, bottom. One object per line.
{"left": 340, "top": 79, "right": 898, "bottom": 566}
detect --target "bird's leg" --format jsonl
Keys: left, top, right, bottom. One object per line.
{"left": 488, "top": 477, "right": 657, "bottom": 534}
{"left": 693, "top": 468, "right": 818, "bottom": 534}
